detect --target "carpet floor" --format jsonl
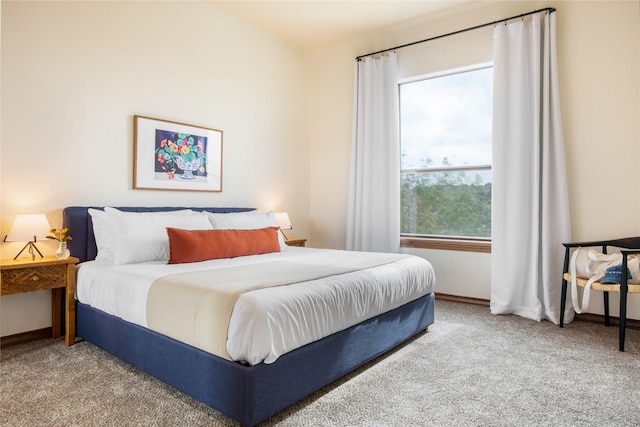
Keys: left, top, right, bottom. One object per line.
{"left": 1, "top": 300, "right": 639, "bottom": 426}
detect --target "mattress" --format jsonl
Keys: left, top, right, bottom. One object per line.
{"left": 76, "top": 247, "right": 435, "bottom": 365}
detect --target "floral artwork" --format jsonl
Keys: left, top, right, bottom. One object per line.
{"left": 134, "top": 115, "right": 223, "bottom": 192}
{"left": 154, "top": 130, "right": 208, "bottom": 180}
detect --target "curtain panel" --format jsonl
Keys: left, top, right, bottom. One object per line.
{"left": 490, "top": 12, "right": 572, "bottom": 324}
{"left": 347, "top": 53, "right": 400, "bottom": 253}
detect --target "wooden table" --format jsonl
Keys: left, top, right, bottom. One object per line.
{"left": 1, "top": 256, "right": 79, "bottom": 346}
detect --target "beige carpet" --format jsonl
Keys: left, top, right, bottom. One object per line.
{"left": 2, "top": 300, "right": 639, "bottom": 426}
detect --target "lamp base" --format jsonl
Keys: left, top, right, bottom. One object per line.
{"left": 14, "top": 241, "right": 44, "bottom": 261}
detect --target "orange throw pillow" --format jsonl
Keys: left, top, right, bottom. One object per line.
{"left": 167, "top": 227, "right": 281, "bottom": 264}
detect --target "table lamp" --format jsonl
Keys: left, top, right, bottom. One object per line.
{"left": 3, "top": 213, "right": 52, "bottom": 260}
{"left": 274, "top": 212, "right": 293, "bottom": 240}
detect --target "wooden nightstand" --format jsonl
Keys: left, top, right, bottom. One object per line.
{"left": 285, "top": 239, "right": 307, "bottom": 247}
{"left": 1, "top": 256, "right": 79, "bottom": 346}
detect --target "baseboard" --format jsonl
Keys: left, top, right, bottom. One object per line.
{"left": 435, "top": 293, "right": 490, "bottom": 306}
{"left": 435, "top": 293, "right": 640, "bottom": 330}
{"left": 1, "top": 328, "right": 52, "bottom": 349}
{"left": 574, "top": 313, "right": 640, "bottom": 330}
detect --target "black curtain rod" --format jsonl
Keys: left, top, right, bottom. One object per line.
{"left": 355, "top": 7, "right": 556, "bottom": 61}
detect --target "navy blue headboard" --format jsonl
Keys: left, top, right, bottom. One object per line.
{"left": 62, "top": 206, "right": 254, "bottom": 263}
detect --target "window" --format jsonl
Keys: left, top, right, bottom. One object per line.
{"left": 399, "top": 64, "right": 493, "bottom": 244}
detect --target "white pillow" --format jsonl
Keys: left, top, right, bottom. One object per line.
{"left": 204, "top": 210, "right": 287, "bottom": 249}
{"left": 204, "top": 210, "right": 260, "bottom": 229}
{"left": 105, "top": 207, "right": 212, "bottom": 264}
{"left": 90, "top": 208, "right": 195, "bottom": 261}
{"left": 88, "top": 208, "right": 113, "bottom": 261}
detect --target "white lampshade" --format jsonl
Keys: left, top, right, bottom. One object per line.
{"left": 5, "top": 214, "right": 51, "bottom": 242}
{"left": 274, "top": 212, "right": 292, "bottom": 230}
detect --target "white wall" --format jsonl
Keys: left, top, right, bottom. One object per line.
{"left": 305, "top": 1, "right": 640, "bottom": 319}
{"left": 0, "top": 0, "right": 310, "bottom": 336}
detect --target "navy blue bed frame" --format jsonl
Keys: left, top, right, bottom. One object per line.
{"left": 64, "top": 207, "right": 435, "bottom": 426}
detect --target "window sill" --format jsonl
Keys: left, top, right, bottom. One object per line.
{"left": 400, "top": 237, "right": 491, "bottom": 253}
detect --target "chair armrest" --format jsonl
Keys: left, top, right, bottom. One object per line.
{"left": 562, "top": 240, "right": 612, "bottom": 255}
{"left": 621, "top": 249, "right": 640, "bottom": 256}
{"left": 563, "top": 239, "right": 619, "bottom": 248}
{"left": 563, "top": 237, "right": 640, "bottom": 250}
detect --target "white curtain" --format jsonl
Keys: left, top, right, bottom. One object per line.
{"left": 491, "top": 12, "right": 572, "bottom": 324}
{"left": 346, "top": 53, "right": 400, "bottom": 253}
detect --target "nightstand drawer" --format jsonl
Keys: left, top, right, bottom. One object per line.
{"left": 1, "top": 264, "right": 67, "bottom": 295}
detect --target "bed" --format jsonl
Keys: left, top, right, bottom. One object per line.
{"left": 64, "top": 206, "right": 435, "bottom": 426}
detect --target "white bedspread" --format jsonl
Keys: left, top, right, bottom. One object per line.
{"left": 76, "top": 247, "right": 435, "bottom": 365}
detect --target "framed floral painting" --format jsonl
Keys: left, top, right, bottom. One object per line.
{"left": 133, "top": 115, "right": 223, "bottom": 192}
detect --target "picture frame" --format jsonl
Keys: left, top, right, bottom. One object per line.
{"left": 133, "top": 115, "right": 223, "bottom": 192}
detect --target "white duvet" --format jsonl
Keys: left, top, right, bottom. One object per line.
{"left": 76, "top": 247, "right": 435, "bottom": 365}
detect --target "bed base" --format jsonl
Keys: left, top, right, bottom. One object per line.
{"left": 64, "top": 206, "right": 435, "bottom": 426}
{"left": 77, "top": 294, "right": 433, "bottom": 426}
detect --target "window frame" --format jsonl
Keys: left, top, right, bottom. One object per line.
{"left": 400, "top": 236, "right": 491, "bottom": 253}
{"left": 398, "top": 62, "right": 493, "bottom": 253}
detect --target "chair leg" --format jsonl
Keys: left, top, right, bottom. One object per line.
{"left": 619, "top": 290, "right": 627, "bottom": 352}
{"left": 560, "top": 278, "right": 568, "bottom": 327}
{"left": 603, "top": 291, "right": 610, "bottom": 326}
{"left": 560, "top": 248, "right": 571, "bottom": 328}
